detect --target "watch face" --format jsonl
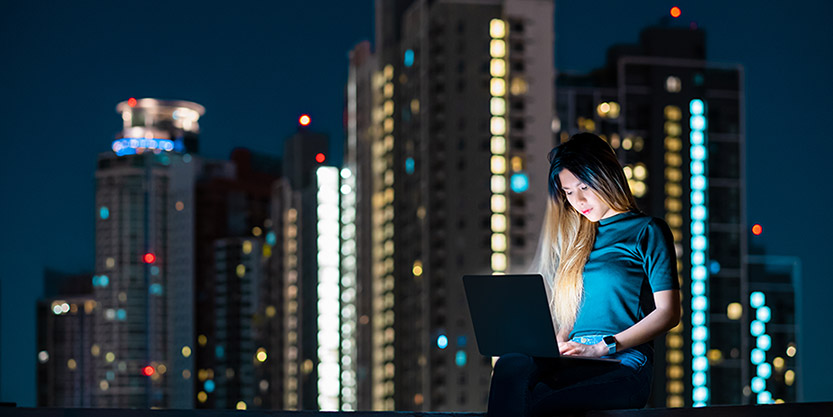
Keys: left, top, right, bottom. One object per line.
{"left": 604, "top": 336, "right": 616, "bottom": 345}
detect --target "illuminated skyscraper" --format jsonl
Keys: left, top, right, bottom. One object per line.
{"left": 36, "top": 271, "right": 96, "bottom": 407}
{"left": 354, "top": 0, "right": 554, "bottom": 411}
{"left": 191, "top": 149, "right": 281, "bottom": 410}
{"left": 745, "top": 242, "right": 801, "bottom": 404}
{"left": 555, "top": 26, "right": 745, "bottom": 407}
{"left": 276, "top": 127, "right": 359, "bottom": 411}
{"left": 93, "top": 98, "right": 205, "bottom": 408}
{"left": 346, "top": 40, "right": 376, "bottom": 412}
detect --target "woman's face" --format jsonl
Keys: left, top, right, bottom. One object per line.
{"left": 557, "top": 168, "right": 619, "bottom": 222}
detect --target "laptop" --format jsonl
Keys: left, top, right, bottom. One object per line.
{"left": 462, "top": 274, "right": 619, "bottom": 366}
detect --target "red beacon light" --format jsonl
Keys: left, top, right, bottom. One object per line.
{"left": 752, "top": 224, "right": 763, "bottom": 236}
{"left": 315, "top": 153, "right": 326, "bottom": 163}
{"left": 142, "top": 366, "right": 155, "bottom": 376}
{"left": 143, "top": 253, "right": 156, "bottom": 264}
{"left": 670, "top": 6, "right": 682, "bottom": 18}
{"left": 128, "top": 97, "right": 138, "bottom": 107}
{"left": 299, "top": 114, "right": 311, "bottom": 126}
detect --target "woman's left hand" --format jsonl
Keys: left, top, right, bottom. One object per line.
{"left": 559, "top": 341, "right": 607, "bottom": 358}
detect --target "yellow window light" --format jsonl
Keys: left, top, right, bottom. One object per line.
{"left": 490, "top": 117, "right": 506, "bottom": 135}
{"left": 490, "top": 39, "right": 506, "bottom": 58}
{"left": 491, "top": 155, "right": 506, "bottom": 174}
{"left": 489, "top": 19, "right": 506, "bottom": 38}
{"left": 490, "top": 78, "right": 506, "bottom": 96}
{"left": 491, "top": 175, "right": 506, "bottom": 193}
{"left": 491, "top": 195, "right": 506, "bottom": 213}
{"left": 490, "top": 97, "right": 506, "bottom": 116}
{"left": 490, "top": 59, "right": 506, "bottom": 77}
{"left": 491, "top": 214, "right": 507, "bottom": 233}
{"left": 491, "top": 136, "right": 506, "bottom": 154}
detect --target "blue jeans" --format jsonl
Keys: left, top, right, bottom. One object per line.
{"left": 486, "top": 336, "right": 653, "bottom": 417}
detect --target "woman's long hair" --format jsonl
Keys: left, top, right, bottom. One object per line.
{"left": 535, "top": 133, "right": 639, "bottom": 331}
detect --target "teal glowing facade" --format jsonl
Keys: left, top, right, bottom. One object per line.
{"left": 689, "top": 98, "right": 709, "bottom": 406}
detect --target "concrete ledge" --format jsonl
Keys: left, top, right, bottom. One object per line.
{"left": 1, "top": 402, "right": 831, "bottom": 417}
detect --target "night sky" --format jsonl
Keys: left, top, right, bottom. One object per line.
{"left": 2, "top": 0, "right": 831, "bottom": 407}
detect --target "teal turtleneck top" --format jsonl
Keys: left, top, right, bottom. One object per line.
{"left": 569, "top": 211, "right": 680, "bottom": 339}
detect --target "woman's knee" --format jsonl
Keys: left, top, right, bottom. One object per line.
{"left": 493, "top": 353, "right": 535, "bottom": 379}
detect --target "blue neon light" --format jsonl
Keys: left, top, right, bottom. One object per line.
{"left": 693, "top": 386, "right": 709, "bottom": 402}
{"left": 116, "top": 309, "right": 126, "bottom": 321}
{"left": 692, "top": 342, "right": 706, "bottom": 357}
{"left": 150, "top": 283, "right": 163, "bottom": 295}
{"left": 709, "top": 260, "right": 721, "bottom": 274}
{"left": 112, "top": 138, "right": 175, "bottom": 156}
{"left": 455, "top": 350, "right": 467, "bottom": 367}
{"left": 690, "top": 99, "right": 705, "bottom": 115}
{"left": 751, "top": 348, "right": 765, "bottom": 365}
{"left": 757, "top": 334, "right": 772, "bottom": 351}
{"left": 204, "top": 379, "right": 215, "bottom": 393}
{"left": 751, "top": 376, "right": 765, "bottom": 393}
{"left": 511, "top": 173, "right": 529, "bottom": 193}
{"left": 692, "top": 311, "right": 706, "bottom": 325}
{"left": 751, "top": 320, "right": 765, "bottom": 337}
{"left": 406, "top": 157, "right": 415, "bottom": 174}
{"left": 689, "top": 98, "right": 709, "bottom": 406}
{"left": 757, "top": 306, "right": 771, "bottom": 323}
{"left": 692, "top": 221, "right": 705, "bottom": 236}
{"left": 692, "top": 251, "right": 705, "bottom": 266}
{"left": 216, "top": 346, "right": 225, "bottom": 358}
{"left": 437, "top": 335, "right": 448, "bottom": 349}
{"left": 266, "top": 231, "right": 277, "bottom": 246}
{"left": 404, "top": 49, "right": 415, "bottom": 67}
{"left": 100, "top": 206, "right": 110, "bottom": 220}
{"left": 758, "top": 391, "right": 772, "bottom": 404}
{"left": 757, "top": 363, "right": 772, "bottom": 379}
{"left": 692, "top": 371, "right": 706, "bottom": 387}
{"left": 750, "top": 292, "right": 765, "bottom": 309}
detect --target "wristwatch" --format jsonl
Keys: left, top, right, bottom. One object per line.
{"left": 603, "top": 335, "right": 617, "bottom": 355}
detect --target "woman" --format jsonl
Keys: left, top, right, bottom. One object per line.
{"left": 487, "top": 133, "right": 682, "bottom": 416}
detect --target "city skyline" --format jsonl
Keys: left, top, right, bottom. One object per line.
{"left": 2, "top": 0, "right": 833, "bottom": 407}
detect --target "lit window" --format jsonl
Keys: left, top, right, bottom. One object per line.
{"left": 489, "top": 19, "right": 506, "bottom": 38}
{"left": 491, "top": 253, "right": 507, "bottom": 271}
{"left": 491, "top": 175, "right": 506, "bottom": 193}
{"left": 666, "top": 76, "right": 682, "bottom": 93}
{"left": 490, "top": 59, "right": 506, "bottom": 77}
{"left": 491, "top": 136, "right": 506, "bottom": 154}
{"left": 490, "top": 78, "right": 506, "bottom": 96}
{"left": 491, "top": 195, "right": 506, "bottom": 213}
{"left": 509, "top": 77, "right": 528, "bottom": 95}
{"left": 490, "top": 97, "right": 506, "bottom": 116}
{"left": 491, "top": 214, "right": 507, "bottom": 233}
{"left": 490, "top": 40, "right": 506, "bottom": 58}
{"left": 491, "top": 233, "right": 507, "bottom": 251}
{"left": 664, "top": 105, "right": 682, "bottom": 121}
{"left": 490, "top": 117, "right": 506, "bottom": 135}
{"left": 490, "top": 155, "right": 506, "bottom": 174}
{"left": 727, "top": 302, "right": 742, "bottom": 320}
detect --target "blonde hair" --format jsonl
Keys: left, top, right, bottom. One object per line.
{"left": 535, "top": 133, "right": 638, "bottom": 331}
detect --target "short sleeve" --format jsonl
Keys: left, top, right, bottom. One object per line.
{"left": 636, "top": 217, "right": 680, "bottom": 292}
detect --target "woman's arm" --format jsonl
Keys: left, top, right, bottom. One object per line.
{"left": 557, "top": 324, "right": 572, "bottom": 343}
{"left": 559, "top": 289, "right": 681, "bottom": 357}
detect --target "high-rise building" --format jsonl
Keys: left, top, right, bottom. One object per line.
{"left": 275, "top": 127, "right": 359, "bottom": 411}
{"left": 555, "top": 25, "right": 745, "bottom": 407}
{"left": 745, "top": 240, "right": 801, "bottom": 404}
{"left": 36, "top": 271, "right": 95, "bottom": 407}
{"left": 93, "top": 98, "right": 205, "bottom": 408}
{"left": 355, "top": 0, "right": 554, "bottom": 411}
{"left": 191, "top": 149, "right": 281, "bottom": 410}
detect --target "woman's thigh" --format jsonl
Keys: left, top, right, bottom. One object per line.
{"left": 529, "top": 349, "right": 652, "bottom": 414}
